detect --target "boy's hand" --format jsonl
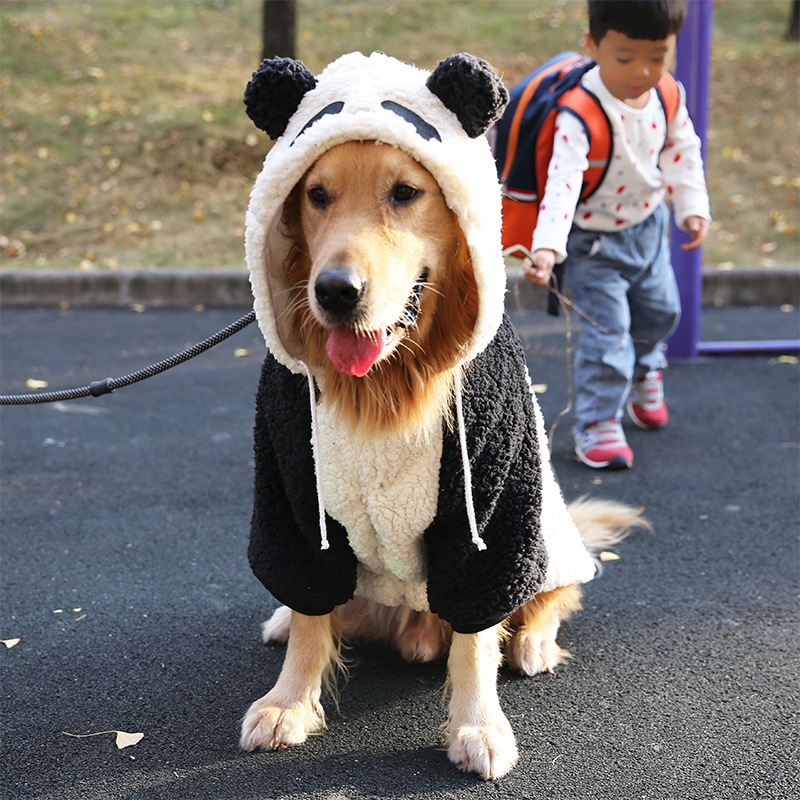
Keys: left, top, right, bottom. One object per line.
{"left": 680, "top": 216, "right": 710, "bottom": 251}
{"left": 522, "top": 249, "right": 556, "bottom": 286}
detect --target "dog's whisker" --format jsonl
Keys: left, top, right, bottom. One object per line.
{"left": 276, "top": 295, "right": 312, "bottom": 327}
{"left": 397, "top": 338, "right": 426, "bottom": 359}
{"left": 420, "top": 281, "right": 443, "bottom": 299}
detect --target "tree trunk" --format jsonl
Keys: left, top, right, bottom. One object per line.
{"left": 261, "top": 0, "right": 296, "bottom": 60}
{"left": 787, "top": 0, "right": 800, "bottom": 41}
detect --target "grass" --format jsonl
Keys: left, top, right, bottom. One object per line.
{"left": 0, "top": 0, "right": 798, "bottom": 271}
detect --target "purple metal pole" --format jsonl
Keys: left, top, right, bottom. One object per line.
{"left": 667, "top": 0, "right": 713, "bottom": 360}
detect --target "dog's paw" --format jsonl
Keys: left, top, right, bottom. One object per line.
{"left": 398, "top": 631, "right": 447, "bottom": 663}
{"left": 240, "top": 693, "right": 325, "bottom": 752}
{"left": 447, "top": 714, "right": 518, "bottom": 780}
{"left": 261, "top": 605, "right": 292, "bottom": 644}
{"left": 396, "top": 614, "right": 450, "bottom": 663}
{"left": 505, "top": 626, "right": 570, "bottom": 676}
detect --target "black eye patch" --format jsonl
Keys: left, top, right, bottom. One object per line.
{"left": 291, "top": 102, "right": 345, "bottom": 145}
{"left": 381, "top": 101, "right": 441, "bottom": 142}
{"left": 291, "top": 100, "right": 441, "bottom": 146}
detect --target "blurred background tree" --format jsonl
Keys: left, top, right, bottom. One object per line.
{"left": 262, "top": 0, "right": 296, "bottom": 59}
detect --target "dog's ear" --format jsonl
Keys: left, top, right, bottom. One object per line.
{"left": 426, "top": 53, "right": 509, "bottom": 138}
{"left": 244, "top": 57, "right": 317, "bottom": 140}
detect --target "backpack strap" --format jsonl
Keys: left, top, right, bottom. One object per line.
{"left": 655, "top": 71, "right": 681, "bottom": 125}
{"left": 555, "top": 85, "right": 613, "bottom": 202}
{"left": 499, "top": 53, "right": 590, "bottom": 182}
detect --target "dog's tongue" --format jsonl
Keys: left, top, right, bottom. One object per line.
{"left": 326, "top": 327, "right": 386, "bottom": 377}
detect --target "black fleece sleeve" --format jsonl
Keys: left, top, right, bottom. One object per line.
{"left": 424, "top": 315, "right": 547, "bottom": 633}
{"left": 248, "top": 354, "right": 358, "bottom": 615}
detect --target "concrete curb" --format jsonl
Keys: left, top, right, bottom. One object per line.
{"left": 0, "top": 266, "right": 797, "bottom": 308}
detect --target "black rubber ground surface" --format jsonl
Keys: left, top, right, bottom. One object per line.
{"left": 1, "top": 304, "right": 797, "bottom": 800}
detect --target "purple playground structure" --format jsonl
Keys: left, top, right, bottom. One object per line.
{"left": 668, "top": 0, "right": 799, "bottom": 358}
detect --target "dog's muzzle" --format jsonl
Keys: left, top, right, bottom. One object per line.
{"left": 320, "top": 269, "right": 428, "bottom": 377}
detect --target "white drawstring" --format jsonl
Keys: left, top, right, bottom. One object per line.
{"left": 454, "top": 374, "right": 486, "bottom": 551}
{"left": 299, "top": 361, "right": 330, "bottom": 550}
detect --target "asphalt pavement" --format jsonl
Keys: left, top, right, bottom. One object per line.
{"left": 1, "top": 302, "right": 798, "bottom": 800}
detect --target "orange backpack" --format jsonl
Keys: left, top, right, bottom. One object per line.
{"left": 494, "top": 52, "right": 681, "bottom": 258}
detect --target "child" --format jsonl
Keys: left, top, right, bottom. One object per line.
{"left": 524, "top": 0, "right": 710, "bottom": 469}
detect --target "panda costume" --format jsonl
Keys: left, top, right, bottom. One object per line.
{"left": 242, "top": 52, "right": 596, "bottom": 635}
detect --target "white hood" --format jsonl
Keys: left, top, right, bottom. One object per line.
{"left": 243, "top": 51, "right": 509, "bottom": 373}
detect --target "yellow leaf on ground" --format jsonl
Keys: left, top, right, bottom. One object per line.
{"left": 234, "top": 348, "right": 252, "bottom": 358}
{"left": 599, "top": 551, "right": 621, "bottom": 562}
{"left": 531, "top": 383, "right": 547, "bottom": 394}
{"left": 26, "top": 379, "right": 49, "bottom": 390}
{"left": 2, "top": 638, "right": 21, "bottom": 648}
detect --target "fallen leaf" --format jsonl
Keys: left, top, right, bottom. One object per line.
{"left": 62, "top": 729, "right": 144, "bottom": 749}
{"left": 130, "top": 303, "right": 146, "bottom": 313}
{"left": 26, "top": 378, "right": 49, "bottom": 390}
{"left": 234, "top": 348, "right": 252, "bottom": 358}
{"left": 598, "top": 551, "right": 620, "bottom": 562}
{"left": 115, "top": 731, "right": 144, "bottom": 749}
{"left": 2, "top": 638, "right": 21, "bottom": 649}
{"left": 721, "top": 145, "right": 743, "bottom": 161}
{"left": 531, "top": 383, "right": 547, "bottom": 393}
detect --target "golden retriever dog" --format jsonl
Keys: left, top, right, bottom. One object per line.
{"left": 239, "top": 138, "right": 647, "bottom": 779}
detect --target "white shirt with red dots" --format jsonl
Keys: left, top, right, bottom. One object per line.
{"left": 531, "top": 65, "right": 711, "bottom": 263}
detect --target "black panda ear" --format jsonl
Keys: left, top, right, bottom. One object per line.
{"left": 244, "top": 57, "right": 317, "bottom": 140}
{"left": 426, "top": 53, "right": 509, "bottom": 138}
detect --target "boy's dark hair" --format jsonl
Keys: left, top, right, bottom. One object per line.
{"left": 588, "top": 0, "right": 687, "bottom": 43}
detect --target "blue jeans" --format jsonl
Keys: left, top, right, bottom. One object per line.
{"left": 563, "top": 203, "right": 680, "bottom": 433}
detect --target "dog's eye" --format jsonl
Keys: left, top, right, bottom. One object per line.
{"left": 392, "top": 184, "right": 418, "bottom": 204}
{"left": 307, "top": 187, "right": 329, "bottom": 208}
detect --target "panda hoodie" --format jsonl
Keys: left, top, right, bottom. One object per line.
{"left": 243, "top": 52, "right": 596, "bottom": 635}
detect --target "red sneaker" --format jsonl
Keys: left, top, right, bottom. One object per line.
{"left": 574, "top": 419, "right": 633, "bottom": 469}
{"left": 627, "top": 370, "right": 669, "bottom": 429}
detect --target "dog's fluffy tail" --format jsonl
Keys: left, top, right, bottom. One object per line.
{"left": 567, "top": 496, "right": 651, "bottom": 554}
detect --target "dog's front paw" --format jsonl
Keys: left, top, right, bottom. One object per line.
{"left": 447, "top": 713, "right": 518, "bottom": 780}
{"left": 505, "top": 625, "right": 570, "bottom": 676}
{"left": 240, "top": 692, "right": 325, "bottom": 752}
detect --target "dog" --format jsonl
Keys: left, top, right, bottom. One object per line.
{"left": 239, "top": 116, "right": 647, "bottom": 778}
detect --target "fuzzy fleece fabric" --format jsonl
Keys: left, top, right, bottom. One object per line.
{"left": 250, "top": 315, "right": 552, "bottom": 635}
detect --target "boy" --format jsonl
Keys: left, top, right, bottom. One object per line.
{"left": 524, "top": 0, "right": 710, "bottom": 469}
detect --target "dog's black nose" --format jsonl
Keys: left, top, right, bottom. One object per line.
{"left": 315, "top": 269, "right": 365, "bottom": 315}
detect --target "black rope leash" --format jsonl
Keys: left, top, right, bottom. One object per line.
{"left": 0, "top": 310, "right": 256, "bottom": 406}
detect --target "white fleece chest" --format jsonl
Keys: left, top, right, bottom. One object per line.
{"left": 316, "top": 401, "right": 443, "bottom": 609}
